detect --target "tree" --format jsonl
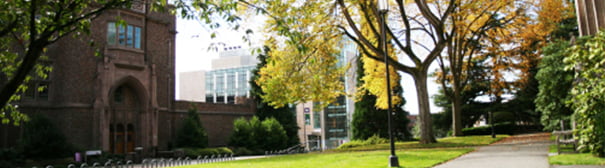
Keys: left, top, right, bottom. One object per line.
{"left": 535, "top": 16, "right": 578, "bottom": 131}
{"left": 245, "top": 0, "right": 458, "bottom": 144}
{"left": 260, "top": 117, "right": 288, "bottom": 150}
{"left": 0, "top": 0, "right": 135, "bottom": 125}
{"left": 228, "top": 116, "right": 287, "bottom": 152}
{"left": 175, "top": 107, "right": 208, "bottom": 148}
{"left": 250, "top": 47, "right": 300, "bottom": 147}
{"left": 436, "top": 0, "right": 518, "bottom": 136}
{"left": 432, "top": 58, "right": 492, "bottom": 135}
{"left": 480, "top": 0, "right": 575, "bottom": 102}
{"left": 434, "top": 0, "right": 575, "bottom": 136}
{"left": 352, "top": 56, "right": 411, "bottom": 141}
{"left": 564, "top": 32, "right": 605, "bottom": 157}
{"left": 229, "top": 117, "right": 255, "bottom": 149}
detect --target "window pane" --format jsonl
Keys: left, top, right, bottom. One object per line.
{"left": 127, "top": 25, "right": 133, "bottom": 47}
{"left": 118, "top": 24, "right": 126, "bottom": 45}
{"left": 313, "top": 111, "right": 321, "bottom": 129}
{"left": 107, "top": 22, "right": 116, "bottom": 45}
{"left": 134, "top": 27, "right": 141, "bottom": 49}
{"left": 38, "top": 82, "right": 49, "bottom": 100}
{"left": 305, "top": 114, "right": 311, "bottom": 125}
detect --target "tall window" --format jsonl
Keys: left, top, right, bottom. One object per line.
{"left": 107, "top": 22, "right": 142, "bottom": 49}
{"left": 23, "top": 63, "right": 52, "bottom": 101}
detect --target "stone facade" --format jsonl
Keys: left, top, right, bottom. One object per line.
{"left": 0, "top": 2, "right": 254, "bottom": 156}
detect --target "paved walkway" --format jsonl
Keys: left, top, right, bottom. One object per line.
{"left": 434, "top": 133, "right": 552, "bottom": 168}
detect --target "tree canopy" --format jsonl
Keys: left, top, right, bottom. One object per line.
{"left": 0, "top": 0, "right": 146, "bottom": 125}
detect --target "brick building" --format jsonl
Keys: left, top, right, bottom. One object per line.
{"left": 0, "top": 1, "right": 254, "bottom": 155}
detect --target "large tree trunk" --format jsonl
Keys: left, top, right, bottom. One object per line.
{"left": 451, "top": 86, "right": 463, "bottom": 136}
{"left": 413, "top": 70, "right": 437, "bottom": 144}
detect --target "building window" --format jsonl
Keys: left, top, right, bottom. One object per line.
{"left": 107, "top": 22, "right": 116, "bottom": 45}
{"left": 305, "top": 114, "right": 311, "bottom": 125}
{"left": 134, "top": 27, "right": 141, "bottom": 49}
{"left": 313, "top": 111, "right": 321, "bottom": 129}
{"left": 23, "top": 63, "right": 52, "bottom": 101}
{"left": 114, "top": 86, "right": 123, "bottom": 103}
{"left": 107, "top": 22, "right": 142, "bottom": 49}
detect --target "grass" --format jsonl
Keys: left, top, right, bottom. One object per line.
{"left": 548, "top": 144, "right": 605, "bottom": 165}
{"left": 171, "top": 135, "right": 508, "bottom": 168}
{"left": 337, "top": 135, "right": 508, "bottom": 151}
{"left": 172, "top": 148, "right": 474, "bottom": 168}
{"left": 550, "top": 153, "right": 605, "bottom": 165}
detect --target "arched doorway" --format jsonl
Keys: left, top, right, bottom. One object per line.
{"left": 109, "top": 85, "right": 140, "bottom": 154}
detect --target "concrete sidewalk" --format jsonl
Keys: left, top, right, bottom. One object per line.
{"left": 434, "top": 133, "right": 552, "bottom": 168}
{"left": 433, "top": 133, "right": 605, "bottom": 168}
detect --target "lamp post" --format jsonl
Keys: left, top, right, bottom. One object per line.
{"left": 378, "top": 0, "right": 399, "bottom": 167}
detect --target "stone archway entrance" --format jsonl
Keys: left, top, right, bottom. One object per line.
{"left": 109, "top": 85, "right": 141, "bottom": 154}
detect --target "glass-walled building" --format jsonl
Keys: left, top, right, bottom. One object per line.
{"left": 204, "top": 46, "right": 258, "bottom": 104}
{"left": 205, "top": 66, "right": 254, "bottom": 104}
{"left": 296, "top": 36, "right": 358, "bottom": 150}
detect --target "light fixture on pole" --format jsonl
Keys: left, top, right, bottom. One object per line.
{"left": 378, "top": 0, "right": 399, "bottom": 167}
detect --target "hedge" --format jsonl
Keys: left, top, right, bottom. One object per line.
{"left": 461, "top": 122, "right": 515, "bottom": 135}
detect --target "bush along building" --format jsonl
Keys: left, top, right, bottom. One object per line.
{"left": 0, "top": 0, "right": 254, "bottom": 159}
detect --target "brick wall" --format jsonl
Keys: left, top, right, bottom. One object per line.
{"left": 156, "top": 101, "right": 255, "bottom": 149}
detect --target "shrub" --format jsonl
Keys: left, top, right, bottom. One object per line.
{"left": 492, "top": 111, "right": 515, "bottom": 124}
{"left": 229, "top": 117, "right": 254, "bottom": 148}
{"left": 175, "top": 108, "right": 208, "bottom": 148}
{"left": 0, "top": 148, "right": 23, "bottom": 167}
{"left": 261, "top": 118, "right": 288, "bottom": 150}
{"left": 364, "top": 135, "right": 388, "bottom": 145}
{"left": 231, "top": 147, "right": 257, "bottom": 156}
{"left": 564, "top": 30, "right": 605, "bottom": 157}
{"left": 228, "top": 117, "right": 288, "bottom": 154}
{"left": 18, "top": 114, "right": 74, "bottom": 159}
{"left": 461, "top": 122, "right": 515, "bottom": 135}
{"left": 336, "top": 141, "right": 365, "bottom": 150}
{"left": 337, "top": 135, "right": 389, "bottom": 150}
{"left": 181, "top": 147, "right": 233, "bottom": 157}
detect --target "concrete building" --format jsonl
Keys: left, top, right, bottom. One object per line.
{"left": 178, "top": 46, "right": 257, "bottom": 104}
{"left": 178, "top": 70, "right": 206, "bottom": 102}
{"left": 0, "top": 1, "right": 254, "bottom": 156}
{"left": 295, "top": 37, "right": 358, "bottom": 150}
{"left": 204, "top": 47, "right": 258, "bottom": 104}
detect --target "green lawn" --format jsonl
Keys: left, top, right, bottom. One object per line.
{"left": 338, "top": 135, "right": 508, "bottom": 151}
{"left": 171, "top": 135, "right": 508, "bottom": 168}
{"left": 172, "top": 148, "right": 473, "bottom": 168}
{"left": 550, "top": 153, "right": 605, "bottom": 165}
{"left": 548, "top": 144, "right": 605, "bottom": 165}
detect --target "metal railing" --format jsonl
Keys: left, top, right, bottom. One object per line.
{"left": 32, "top": 154, "right": 236, "bottom": 168}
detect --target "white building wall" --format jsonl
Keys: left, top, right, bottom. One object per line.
{"left": 178, "top": 70, "right": 206, "bottom": 102}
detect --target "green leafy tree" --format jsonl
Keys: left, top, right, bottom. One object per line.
{"left": 564, "top": 32, "right": 605, "bottom": 157}
{"left": 250, "top": 47, "right": 300, "bottom": 147}
{"left": 0, "top": 0, "right": 134, "bottom": 125}
{"left": 535, "top": 41, "right": 574, "bottom": 131}
{"left": 18, "top": 114, "right": 74, "bottom": 159}
{"left": 352, "top": 57, "right": 411, "bottom": 141}
{"left": 261, "top": 117, "right": 288, "bottom": 150}
{"left": 175, "top": 107, "right": 208, "bottom": 148}
{"left": 229, "top": 117, "right": 254, "bottom": 148}
{"left": 229, "top": 116, "right": 287, "bottom": 152}
{"left": 432, "top": 57, "right": 492, "bottom": 135}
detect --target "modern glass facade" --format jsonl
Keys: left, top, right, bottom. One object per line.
{"left": 205, "top": 66, "right": 254, "bottom": 104}
{"left": 323, "top": 96, "right": 348, "bottom": 149}
{"left": 322, "top": 37, "right": 358, "bottom": 149}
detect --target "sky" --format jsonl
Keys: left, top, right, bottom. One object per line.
{"left": 174, "top": 16, "right": 441, "bottom": 115}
